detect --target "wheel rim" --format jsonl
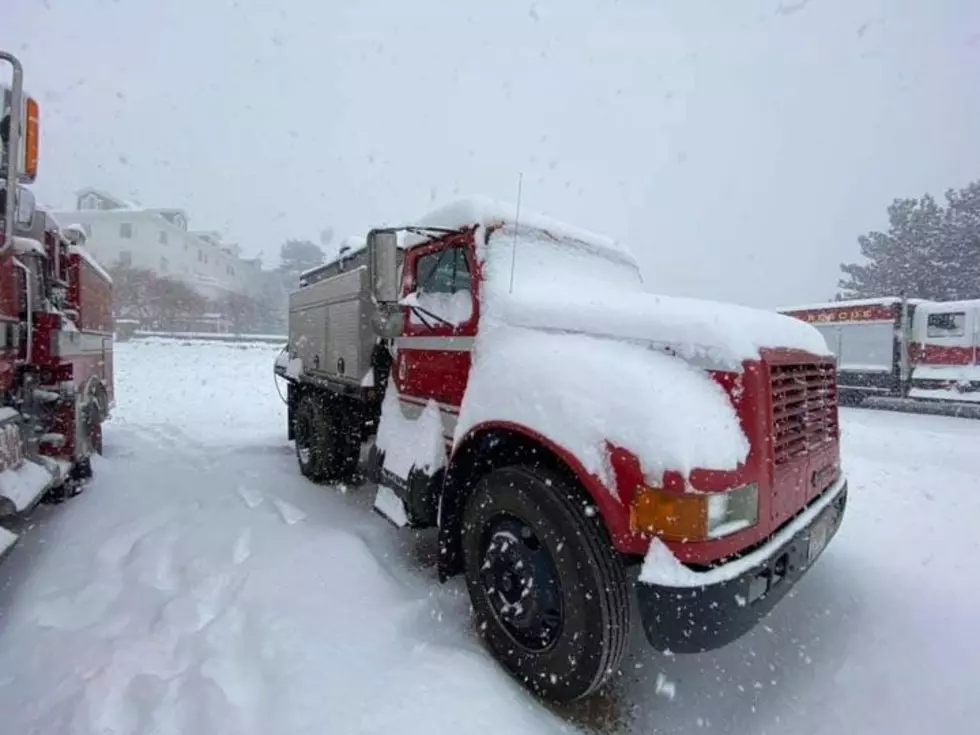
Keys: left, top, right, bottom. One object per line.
{"left": 479, "top": 514, "right": 563, "bottom": 652}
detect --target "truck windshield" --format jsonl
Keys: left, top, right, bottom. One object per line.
{"left": 482, "top": 224, "right": 643, "bottom": 299}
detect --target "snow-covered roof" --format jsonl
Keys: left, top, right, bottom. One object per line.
{"left": 914, "top": 299, "right": 980, "bottom": 314}
{"left": 12, "top": 236, "right": 45, "bottom": 255}
{"left": 405, "top": 196, "right": 633, "bottom": 261}
{"left": 75, "top": 187, "right": 141, "bottom": 210}
{"left": 779, "top": 296, "right": 933, "bottom": 312}
{"left": 303, "top": 235, "right": 372, "bottom": 277}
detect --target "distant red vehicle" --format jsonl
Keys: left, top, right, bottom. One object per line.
{"left": 1, "top": 51, "right": 113, "bottom": 558}
{"left": 780, "top": 297, "right": 980, "bottom": 407}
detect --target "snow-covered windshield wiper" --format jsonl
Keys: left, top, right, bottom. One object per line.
{"left": 400, "top": 292, "right": 455, "bottom": 330}
{"left": 412, "top": 304, "right": 454, "bottom": 330}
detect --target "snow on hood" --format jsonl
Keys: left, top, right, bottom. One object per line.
{"left": 486, "top": 289, "right": 830, "bottom": 371}
{"left": 480, "top": 226, "right": 830, "bottom": 370}
{"left": 454, "top": 326, "right": 750, "bottom": 490}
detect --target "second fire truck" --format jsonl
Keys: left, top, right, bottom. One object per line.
{"left": 0, "top": 51, "right": 114, "bottom": 559}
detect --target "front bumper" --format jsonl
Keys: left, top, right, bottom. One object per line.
{"left": 637, "top": 478, "right": 848, "bottom": 653}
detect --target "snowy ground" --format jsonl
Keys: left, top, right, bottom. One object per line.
{"left": 2, "top": 339, "right": 979, "bottom": 735}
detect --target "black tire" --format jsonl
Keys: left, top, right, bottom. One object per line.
{"left": 461, "top": 466, "right": 631, "bottom": 702}
{"left": 293, "top": 392, "right": 358, "bottom": 483}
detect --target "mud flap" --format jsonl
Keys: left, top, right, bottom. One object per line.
{"left": 373, "top": 484, "right": 409, "bottom": 528}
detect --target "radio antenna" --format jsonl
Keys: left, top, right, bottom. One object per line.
{"left": 508, "top": 172, "right": 524, "bottom": 294}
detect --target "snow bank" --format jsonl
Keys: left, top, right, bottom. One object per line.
{"left": 454, "top": 326, "right": 749, "bottom": 489}
{"left": 909, "top": 388, "right": 980, "bottom": 404}
{"left": 913, "top": 364, "right": 980, "bottom": 383}
{"left": 375, "top": 384, "right": 446, "bottom": 479}
{"left": 480, "top": 226, "right": 830, "bottom": 369}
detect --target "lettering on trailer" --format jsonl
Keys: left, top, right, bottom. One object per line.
{"left": 788, "top": 304, "right": 897, "bottom": 324}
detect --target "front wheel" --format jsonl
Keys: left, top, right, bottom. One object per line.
{"left": 462, "top": 466, "right": 631, "bottom": 702}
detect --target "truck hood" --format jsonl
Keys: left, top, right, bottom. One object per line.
{"left": 483, "top": 288, "right": 830, "bottom": 371}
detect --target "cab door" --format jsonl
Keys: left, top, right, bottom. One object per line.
{"left": 394, "top": 239, "right": 478, "bottom": 414}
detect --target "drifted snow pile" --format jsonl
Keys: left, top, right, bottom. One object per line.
{"left": 375, "top": 384, "right": 446, "bottom": 479}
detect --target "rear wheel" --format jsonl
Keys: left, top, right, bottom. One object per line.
{"left": 293, "top": 392, "right": 359, "bottom": 483}
{"left": 461, "top": 466, "right": 631, "bottom": 702}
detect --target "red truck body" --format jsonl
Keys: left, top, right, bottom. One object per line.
{"left": 279, "top": 201, "right": 847, "bottom": 701}
{"left": 1, "top": 52, "right": 113, "bottom": 556}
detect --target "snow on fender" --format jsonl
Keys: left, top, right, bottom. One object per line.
{"left": 373, "top": 383, "right": 447, "bottom": 526}
{"left": 453, "top": 325, "right": 750, "bottom": 493}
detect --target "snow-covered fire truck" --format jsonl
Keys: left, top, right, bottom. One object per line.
{"left": 0, "top": 51, "right": 113, "bottom": 559}
{"left": 779, "top": 297, "right": 980, "bottom": 415}
{"left": 276, "top": 197, "right": 849, "bottom": 701}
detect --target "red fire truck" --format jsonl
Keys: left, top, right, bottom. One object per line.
{"left": 0, "top": 51, "right": 113, "bottom": 559}
{"left": 277, "top": 198, "right": 848, "bottom": 701}
{"left": 780, "top": 297, "right": 980, "bottom": 415}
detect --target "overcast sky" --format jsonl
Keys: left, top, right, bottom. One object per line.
{"left": 4, "top": 0, "right": 978, "bottom": 307}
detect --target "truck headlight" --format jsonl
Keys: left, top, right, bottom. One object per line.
{"left": 706, "top": 483, "right": 759, "bottom": 539}
{"left": 630, "top": 482, "right": 759, "bottom": 541}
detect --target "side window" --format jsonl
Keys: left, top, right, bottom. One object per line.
{"left": 416, "top": 247, "right": 471, "bottom": 295}
{"left": 410, "top": 247, "right": 473, "bottom": 327}
{"left": 926, "top": 312, "right": 965, "bottom": 338}
{"left": 119, "top": 222, "right": 133, "bottom": 238}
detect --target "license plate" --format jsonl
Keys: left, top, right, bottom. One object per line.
{"left": 807, "top": 514, "right": 831, "bottom": 566}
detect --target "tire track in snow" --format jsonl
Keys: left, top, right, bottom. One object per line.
{"left": 123, "top": 423, "right": 213, "bottom": 470}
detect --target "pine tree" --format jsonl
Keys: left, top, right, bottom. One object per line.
{"left": 839, "top": 193, "right": 953, "bottom": 300}
{"left": 942, "top": 181, "right": 980, "bottom": 300}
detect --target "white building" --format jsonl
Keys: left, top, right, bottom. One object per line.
{"left": 52, "top": 188, "right": 260, "bottom": 302}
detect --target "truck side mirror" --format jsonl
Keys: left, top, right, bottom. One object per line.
{"left": 0, "top": 181, "right": 35, "bottom": 228}
{"left": 14, "top": 184, "right": 34, "bottom": 228}
{"left": 367, "top": 229, "right": 399, "bottom": 304}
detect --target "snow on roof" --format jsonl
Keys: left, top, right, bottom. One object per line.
{"left": 11, "top": 236, "right": 45, "bottom": 255}
{"left": 914, "top": 299, "right": 980, "bottom": 314}
{"left": 68, "top": 245, "right": 112, "bottom": 284}
{"left": 779, "top": 296, "right": 933, "bottom": 312}
{"left": 479, "top": 227, "right": 831, "bottom": 367}
{"left": 304, "top": 235, "right": 372, "bottom": 276}
{"left": 406, "top": 195, "right": 633, "bottom": 261}
{"left": 75, "top": 187, "right": 141, "bottom": 210}
{"left": 340, "top": 235, "right": 367, "bottom": 251}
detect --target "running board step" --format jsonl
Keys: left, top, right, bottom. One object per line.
{"left": 373, "top": 485, "right": 409, "bottom": 528}
{"left": 0, "top": 526, "right": 18, "bottom": 562}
